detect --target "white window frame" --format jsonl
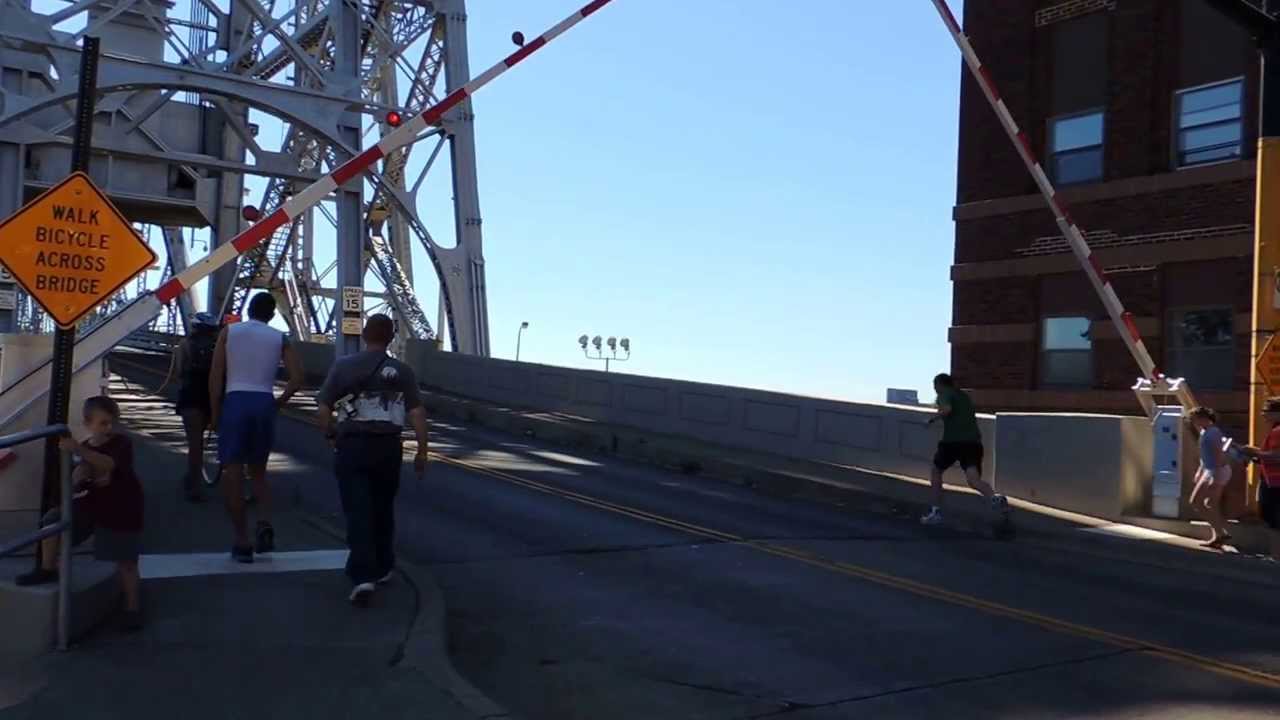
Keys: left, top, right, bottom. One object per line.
{"left": 1174, "top": 76, "right": 1245, "bottom": 170}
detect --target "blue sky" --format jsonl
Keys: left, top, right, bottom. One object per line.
{"left": 36, "top": 0, "right": 965, "bottom": 404}
{"left": 439, "top": 0, "right": 962, "bottom": 402}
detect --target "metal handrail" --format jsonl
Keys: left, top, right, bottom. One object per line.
{"left": 0, "top": 423, "right": 69, "bottom": 451}
{"left": 0, "top": 422, "right": 74, "bottom": 650}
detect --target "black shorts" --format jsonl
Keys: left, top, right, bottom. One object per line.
{"left": 176, "top": 379, "right": 212, "bottom": 415}
{"left": 934, "top": 441, "right": 984, "bottom": 472}
{"left": 42, "top": 501, "right": 140, "bottom": 562}
{"left": 1260, "top": 482, "right": 1280, "bottom": 530}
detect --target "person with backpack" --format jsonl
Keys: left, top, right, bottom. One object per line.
{"left": 171, "top": 312, "right": 221, "bottom": 503}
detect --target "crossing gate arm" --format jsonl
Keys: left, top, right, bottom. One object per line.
{"left": 0, "top": 0, "right": 618, "bottom": 427}
{"left": 929, "top": 0, "right": 1196, "bottom": 413}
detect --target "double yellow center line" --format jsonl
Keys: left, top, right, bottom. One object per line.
{"left": 434, "top": 453, "right": 1280, "bottom": 691}
{"left": 110, "top": 356, "right": 1280, "bottom": 690}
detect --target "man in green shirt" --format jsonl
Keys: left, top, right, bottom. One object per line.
{"left": 921, "top": 373, "right": 1007, "bottom": 525}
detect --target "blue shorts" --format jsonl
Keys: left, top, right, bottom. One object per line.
{"left": 219, "top": 391, "right": 277, "bottom": 465}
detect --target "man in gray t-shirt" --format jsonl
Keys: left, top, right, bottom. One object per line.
{"left": 317, "top": 344, "right": 423, "bottom": 437}
{"left": 317, "top": 314, "right": 430, "bottom": 606}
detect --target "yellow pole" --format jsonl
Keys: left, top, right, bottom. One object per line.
{"left": 1250, "top": 137, "right": 1280, "bottom": 510}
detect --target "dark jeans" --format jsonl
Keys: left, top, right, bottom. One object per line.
{"left": 334, "top": 434, "right": 402, "bottom": 585}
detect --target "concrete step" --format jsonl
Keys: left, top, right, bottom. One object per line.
{"left": 0, "top": 555, "right": 119, "bottom": 659}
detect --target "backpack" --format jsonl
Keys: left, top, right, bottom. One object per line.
{"left": 187, "top": 329, "right": 218, "bottom": 373}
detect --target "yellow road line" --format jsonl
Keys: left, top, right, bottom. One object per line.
{"left": 434, "top": 454, "right": 1280, "bottom": 691}
{"left": 108, "top": 356, "right": 1280, "bottom": 690}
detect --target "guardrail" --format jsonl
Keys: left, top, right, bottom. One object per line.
{"left": 0, "top": 423, "right": 72, "bottom": 650}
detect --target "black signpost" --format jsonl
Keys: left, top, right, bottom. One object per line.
{"left": 37, "top": 37, "right": 101, "bottom": 553}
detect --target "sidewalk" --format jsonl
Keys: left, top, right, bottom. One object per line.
{"left": 0, "top": 379, "right": 506, "bottom": 719}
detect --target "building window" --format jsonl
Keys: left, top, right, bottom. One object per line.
{"left": 1040, "top": 316, "right": 1093, "bottom": 388}
{"left": 1176, "top": 78, "right": 1243, "bottom": 167}
{"left": 1167, "top": 308, "right": 1234, "bottom": 390}
{"left": 1049, "top": 111, "right": 1104, "bottom": 185}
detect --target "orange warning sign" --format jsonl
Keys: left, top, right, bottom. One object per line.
{"left": 1258, "top": 334, "right": 1280, "bottom": 396}
{"left": 0, "top": 172, "right": 156, "bottom": 328}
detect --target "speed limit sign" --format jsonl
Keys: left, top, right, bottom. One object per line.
{"left": 342, "top": 286, "right": 363, "bottom": 313}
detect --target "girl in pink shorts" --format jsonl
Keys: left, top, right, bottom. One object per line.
{"left": 1188, "top": 407, "right": 1233, "bottom": 549}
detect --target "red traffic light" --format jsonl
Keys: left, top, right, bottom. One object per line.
{"left": 386, "top": 111, "right": 403, "bottom": 127}
{"left": 242, "top": 205, "right": 260, "bottom": 222}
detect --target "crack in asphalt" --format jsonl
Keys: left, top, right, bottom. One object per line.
{"left": 737, "top": 648, "right": 1140, "bottom": 718}
{"left": 639, "top": 673, "right": 798, "bottom": 711}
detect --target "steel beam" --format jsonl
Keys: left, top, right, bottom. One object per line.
{"left": 334, "top": 0, "right": 364, "bottom": 358}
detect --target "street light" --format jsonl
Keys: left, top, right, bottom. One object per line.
{"left": 516, "top": 321, "right": 529, "bottom": 361}
{"left": 580, "top": 332, "right": 631, "bottom": 372}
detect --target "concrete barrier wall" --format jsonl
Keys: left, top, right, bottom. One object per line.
{"left": 398, "top": 340, "right": 996, "bottom": 485}
{"left": 293, "top": 341, "right": 1166, "bottom": 522}
{"left": 295, "top": 341, "right": 335, "bottom": 385}
{"left": 993, "top": 413, "right": 1154, "bottom": 518}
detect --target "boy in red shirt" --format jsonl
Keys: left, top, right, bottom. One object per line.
{"left": 1241, "top": 397, "right": 1280, "bottom": 561}
{"left": 14, "top": 396, "right": 145, "bottom": 630}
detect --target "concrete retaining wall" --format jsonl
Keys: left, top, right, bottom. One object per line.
{"left": 293, "top": 341, "right": 1172, "bottom": 524}
{"left": 398, "top": 340, "right": 996, "bottom": 486}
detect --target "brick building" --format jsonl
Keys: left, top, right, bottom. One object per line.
{"left": 950, "top": 0, "right": 1259, "bottom": 431}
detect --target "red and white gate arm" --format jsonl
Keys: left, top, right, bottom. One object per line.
{"left": 154, "top": 0, "right": 616, "bottom": 306}
{"left": 929, "top": 1, "right": 1194, "bottom": 408}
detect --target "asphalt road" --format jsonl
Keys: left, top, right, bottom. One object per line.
{"left": 111, "top": 363, "right": 1280, "bottom": 719}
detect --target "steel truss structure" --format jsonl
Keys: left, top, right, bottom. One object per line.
{"left": 0, "top": 0, "right": 611, "bottom": 432}
{"left": 0, "top": 0, "right": 494, "bottom": 354}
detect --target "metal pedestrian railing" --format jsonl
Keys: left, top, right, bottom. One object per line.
{"left": 0, "top": 423, "right": 73, "bottom": 650}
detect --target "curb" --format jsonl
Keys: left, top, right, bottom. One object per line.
{"left": 298, "top": 514, "right": 512, "bottom": 720}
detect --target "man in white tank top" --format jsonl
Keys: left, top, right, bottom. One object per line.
{"left": 209, "top": 293, "right": 303, "bottom": 563}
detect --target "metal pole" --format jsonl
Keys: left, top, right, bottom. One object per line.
{"left": 40, "top": 35, "right": 99, "bottom": 558}
{"left": 333, "top": 0, "right": 363, "bottom": 360}
{"left": 56, "top": 449, "right": 71, "bottom": 651}
{"left": 443, "top": 0, "right": 491, "bottom": 356}
{"left": 516, "top": 322, "right": 527, "bottom": 361}
{"left": 49, "top": 34, "right": 99, "bottom": 649}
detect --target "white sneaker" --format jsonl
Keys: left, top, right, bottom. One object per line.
{"left": 376, "top": 570, "right": 394, "bottom": 585}
{"left": 349, "top": 582, "right": 376, "bottom": 606}
{"left": 920, "top": 507, "right": 944, "bottom": 526}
